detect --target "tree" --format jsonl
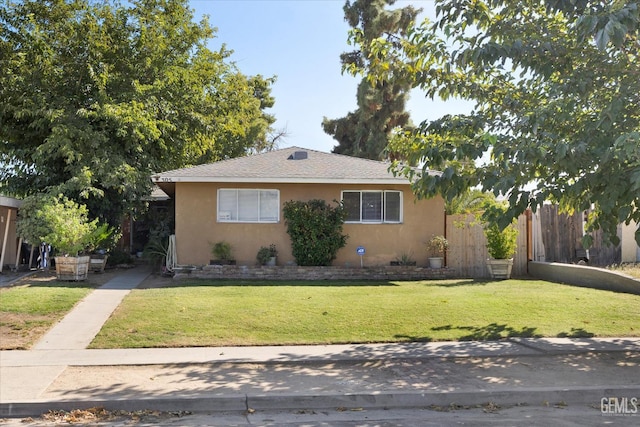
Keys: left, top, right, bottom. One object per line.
{"left": 17, "top": 194, "right": 106, "bottom": 256}
{"left": 445, "top": 189, "right": 495, "bottom": 215}
{"left": 349, "top": 0, "right": 640, "bottom": 245}
{"left": 322, "top": 0, "right": 419, "bottom": 160}
{"left": 0, "top": 0, "right": 276, "bottom": 227}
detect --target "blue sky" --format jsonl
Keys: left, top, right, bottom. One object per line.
{"left": 190, "top": 0, "right": 470, "bottom": 153}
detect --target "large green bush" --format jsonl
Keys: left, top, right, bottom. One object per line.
{"left": 283, "top": 199, "right": 348, "bottom": 266}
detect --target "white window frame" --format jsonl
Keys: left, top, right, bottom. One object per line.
{"left": 217, "top": 189, "right": 280, "bottom": 223}
{"left": 341, "top": 190, "right": 403, "bottom": 224}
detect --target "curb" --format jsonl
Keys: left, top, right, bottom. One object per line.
{"left": 3, "top": 385, "right": 639, "bottom": 418}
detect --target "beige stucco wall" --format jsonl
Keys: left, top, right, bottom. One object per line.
{"left": 173, "top": 182, "right": 445, "bottom": 267}
{"left": 0, "top": 206, "right": 19, "bottom": 269}
{"left": 621, "top": 220, "right": 640, "bottom": 263}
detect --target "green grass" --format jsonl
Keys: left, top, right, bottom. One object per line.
{"left": 0, "top": 282, "right": 94, "bottom": 315}
{"left": 90, "top": 279, "right": 640, "bottom": 348}
{"left": 0, "top": 281, "right": 95, "bottom": 349}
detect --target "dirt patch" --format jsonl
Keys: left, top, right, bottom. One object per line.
{"left": 0, "top": 312, "right": 53, "bottom": 350}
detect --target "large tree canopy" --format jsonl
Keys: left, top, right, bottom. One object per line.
{"left": 322, "top": 0, "right": 419, "bottom": 160}
{"left": 350, "top": 0, "right": 640, "bottom": 245}
{"left": 0, "top": 0, "right": 276, "bottom": 226}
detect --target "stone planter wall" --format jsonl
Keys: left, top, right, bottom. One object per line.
{"left": 528, "top": 261, "right": 640, "bottom": 295}
{"left": 174, "top": 265, "right": 456, "bottom": 281}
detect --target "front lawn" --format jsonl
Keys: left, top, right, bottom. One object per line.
{"left": 0, "top": 272, "right": 97, "bottom": 349}
{"left": 90, "top": 279, "right": 640, "bottom": 348}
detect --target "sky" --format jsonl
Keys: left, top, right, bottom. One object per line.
{"left": 190, "top": 0, "right": 471, "bottom": 154}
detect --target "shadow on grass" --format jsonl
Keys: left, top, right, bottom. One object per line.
{"left": 431, "top": 323, "right": 543, "bottom": 341}
{"left": 557, "top": 328, "right": 595, "bottom": 338}
{"left": 393, "top": 334, "right": 433, "bottom": 343}
{"left": 424, "top": 279, "right": 492, "bottom": 287}
{"left": 1, "top": 269, "right": 121, "bottom": 291}
{"left": 426, "top": 277, "right": 552, "bottom": 288}
{"left": 150, "top": 279, "right": 401, "bottom": 289}
{"left": 3, "top": 278, "right": 98, "bottom": 290}
{"left": 27, "top": 281, "right": 98, "bottom": 289}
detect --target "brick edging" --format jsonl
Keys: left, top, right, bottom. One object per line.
{"left": 174, "top": 265, "right": 456, "bottom": 281}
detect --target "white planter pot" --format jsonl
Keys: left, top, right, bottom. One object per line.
{"left": 266, "top": 257, "right": 277, "bottom": 267}
{"left": 428, "top": 257, "right": 444, "bottom": 269}
{"left": 486, "top": 258, "right": 514, "bottom": 279}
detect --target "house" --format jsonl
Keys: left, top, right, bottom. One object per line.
{"left": 151, "top": 147, "right": 445, "bottom": 267}
{"left": 0, "top": 195, "right": 22, "bottom": 272}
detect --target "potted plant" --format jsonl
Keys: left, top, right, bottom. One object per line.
{"left": 210, "top": 241, "right": 235, "bottom": 265}
{"left": 484, "top": 222, "right": 518, "bottom": 279}
{"left": 481, "top": 201, "right": 519, "bottom": 279}
{"left": 426, "top": 235, "right": 449, "bottom": 268}
{"left": 17, "top": 194, "right": 104, "bottom": 280}
{"left": 256, "top": 244, "right": 277, "bottom": 266}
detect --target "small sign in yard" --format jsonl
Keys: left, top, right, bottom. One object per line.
{"left": 356, "top": 246, "right": 365, "bottom": 267}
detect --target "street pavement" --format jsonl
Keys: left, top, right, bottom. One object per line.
{"left": 0, "top": 267, "right": 639, "bottom": 425}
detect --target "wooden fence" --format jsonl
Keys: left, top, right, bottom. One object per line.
{"left": 533, "top": 205, "right": 621, "bottom": 266}
{"left": 445, "top": 204, "right": 624, "bottom": 278}
{"left": 446, "top": 213, "right": 529, "bottom": 278}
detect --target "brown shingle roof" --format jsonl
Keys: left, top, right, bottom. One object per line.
{"left": 151, "top": 146, "right": 414, "bottom": 185}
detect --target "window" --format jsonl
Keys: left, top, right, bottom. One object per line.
{"left": 342, "top": 190, "right": 402, "bottom": 223}
{"left": 217, "top": 189, "right": 279, "bottom": 223}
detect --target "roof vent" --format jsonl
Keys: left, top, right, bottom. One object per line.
{"left": 288, "top": 150, "right": 308, "bottom": 160}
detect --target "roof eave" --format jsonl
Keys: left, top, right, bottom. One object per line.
{"left": 0, "top": 196, "right": 22, "bottom": 209}
{"left": 150, "top": 177, "right": 411, "bottom": 185}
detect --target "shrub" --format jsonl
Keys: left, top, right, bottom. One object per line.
{"left": 484, "top": 223, "right": 518, "bottom": 259}
{"left": 256, "top": 246, "right": 271, "bottom": 265}
{"left": 481, "top": 201, "right": 519, "bottom": 259}
{"left": 283, "top": 199, "right": 348, "bottom": 266}
{"left": 256, "top": 244, "right": 278, "bottom": 265}
{"left": 211, "top": 241, "right": 233, "bottom": 260}
{"left": 144, "top": 238, "right": 169, "bottom": 271}
{"left": 106, "top": 249, "right": 134, "bottom": 266}
{"left": 394, "top": 251, "right": 416, "bottom": 265}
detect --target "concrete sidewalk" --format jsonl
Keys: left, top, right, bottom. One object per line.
{"left": 1, "top": 266, "right": 149, "bottom": 416}
{"left": 2, "top": 339, "right": 638, "bottom": 418}
{"left": 32, "top": 267, "right": 150, "bottom": 350}
{"left": 0, "top": 267, "right": 639, "bottom": 419}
